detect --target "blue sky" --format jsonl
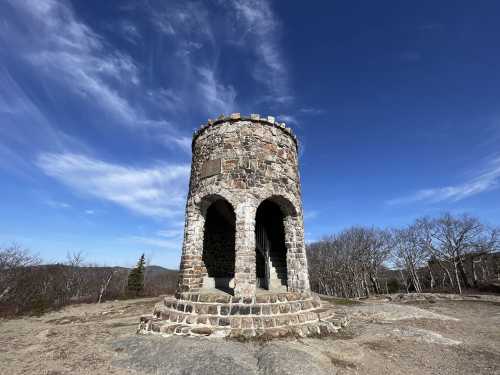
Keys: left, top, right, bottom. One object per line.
{"left": 1, "top": 0, "right": 499, "bottom": 268}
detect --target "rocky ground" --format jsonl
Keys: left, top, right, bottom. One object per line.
{"left": 1, "top": 294, "right": 499, "bottom": 375}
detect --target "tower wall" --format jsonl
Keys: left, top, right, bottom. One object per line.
{"left": 177, "top": 114, "right": 310, "bottom": 298}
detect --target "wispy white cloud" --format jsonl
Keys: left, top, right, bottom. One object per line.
{"left": 151, "top": 2, "right": 214, "bottom": 42}
{"left": 0, "top": 137, "right": 37, "bottom": 177}
{"left": 196, "top": 67, "right": 236, "bottom": 115}
{"left": 8, "top": 0, "right": 141, "bottom": 123}
{"left": 146, "top": 0, "right": 290, "bottom": 114}
{"left": 3, "top": 0, "right": 189, "bottom": 152}
{"left": 231, "top": 0, "right": 290, "bottom": 103}
{"left": 37, "top": 153, "right": 190, "bottom": 218}
{"left": 147, "top": 2, "right": 239, "bottom": 116}
{"left": 171, "top": 137, "right": 192, "bottom": 154}
{"left": 0, "top": 67, "right": 91, "bottom": 165}
{"left": 118, "top": 20, "right": 141, "bottom": 44}
{"left": 176, "top": 41, "right": 203, "bottom": 57}
{"left": 153, "top": 16, "right": 176, "bottom": 35}
{"left": 145, "top": 88, "right": 182, "bottom": 114}
{"left": 387, "top": 156, "right": 500, "bottom": 205}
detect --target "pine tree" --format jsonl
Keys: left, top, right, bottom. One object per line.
{"left": 127, "top": 253, "right": 146, "bottom": 295}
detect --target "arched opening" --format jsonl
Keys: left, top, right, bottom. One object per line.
{"left": 202, "top": 198, "right": 236, "bottom": 292}
{"left": 255, "top": 199, "right": 288, "bottom": 291}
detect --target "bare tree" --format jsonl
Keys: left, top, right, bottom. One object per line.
{"left": 391, "top": 224, "right": 428, "bottom": 293}
{"left": 308, "top": 214, "right": 499, "bottom": 297}
{"left": 0, "top": 244, "right": 40, "bottom": 302}
{"left": 420, "top": 214, "right": 499, "bottom": 294}
{"left": 97, "top": 271, "right": 115, "bottom": 303}
{"left": 307, "top": 227, "right": 391, "bottom": 298}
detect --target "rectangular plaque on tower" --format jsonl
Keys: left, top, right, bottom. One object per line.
{"left": 200, "top": 158, "right": 221, "bottom": 178}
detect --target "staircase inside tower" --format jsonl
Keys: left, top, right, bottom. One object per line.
{"left": 255, "top": 200, "right": 288, "bottom": 291}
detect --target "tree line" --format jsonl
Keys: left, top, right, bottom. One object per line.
{"left": 0, "top": 247, "right": 178, "bottom": 317}
{"left": 2, "top": 212, "right": 499, "bottom": 317}
{"left": 307, "top": 213, "right": 500, "bottom": 298}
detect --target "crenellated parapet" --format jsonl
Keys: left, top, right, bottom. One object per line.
{"left": 192, "top": 113, "right": 298, "bottom": 150}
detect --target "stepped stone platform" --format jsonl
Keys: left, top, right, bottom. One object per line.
{"left": 138, "top": 290, "right": 349, "bottom": 338}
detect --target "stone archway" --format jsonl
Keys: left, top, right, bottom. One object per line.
{"left": 201, "top": 197, "right": 236, "bottom": 292}
{"left": 255, "top": 199, "right": 289, "bottom": 291}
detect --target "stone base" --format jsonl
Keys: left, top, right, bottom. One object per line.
{"left": 138, "top": 291, "right": 349, "bottom": 339}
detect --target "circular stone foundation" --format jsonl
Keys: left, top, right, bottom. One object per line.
{"left": 139, "top": 290, "right": 349, "bottom": 338}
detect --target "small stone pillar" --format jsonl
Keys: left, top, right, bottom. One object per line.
{"left": 234, "top": 203, "right": 257, "bottom": 298}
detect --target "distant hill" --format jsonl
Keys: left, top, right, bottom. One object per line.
{"left": 145, "top": 265, "right": 179, "bottom": 275}
{"left": 1, "top": 262, "right": 179, "bottom": 317}
{"left": 32, "top": 263, "right": 178, "bottom": 274}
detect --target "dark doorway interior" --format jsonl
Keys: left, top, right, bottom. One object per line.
{"left": 202, "top": 199, "right": 235, "bottom": 291}
{"left": 255, "top": 199, "right": 288, "bottom": 289}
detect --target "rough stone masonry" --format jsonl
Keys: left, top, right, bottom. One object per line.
{"left": 140, "top": 114, "right": 348, "bottom": 338}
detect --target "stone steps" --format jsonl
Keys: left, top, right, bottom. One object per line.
{"left": 139, "top": 291, "right": 350, "bottom": 339}
{"left": 160, "top": 295, "right": 320, "bottom": 319}
{"left": 269, "top": 258, "right": 287, "bottom": 278}
{"left": 175, "top": 291, "right": 311, "bottom": 304}
{"left": 151, "top": 303, "right": 339, "bottom": 329}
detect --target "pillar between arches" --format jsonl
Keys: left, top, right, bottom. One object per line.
{"left": 233, "top": 202, "right": 257, "bottom": 298}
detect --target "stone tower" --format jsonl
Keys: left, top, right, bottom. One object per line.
{"left": 140, "top": 114, "right": 348, "bottom": 338}
{"left": 178, "top": 113, "right": 309, "bottom": 298}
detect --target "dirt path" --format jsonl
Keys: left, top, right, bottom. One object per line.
{"left": 0, "top": 296, "right": 499, "bottom": 374}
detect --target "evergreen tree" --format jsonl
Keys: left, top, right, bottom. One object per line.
{"left": 127, "top": 253, "right": 146, "bottom": 295}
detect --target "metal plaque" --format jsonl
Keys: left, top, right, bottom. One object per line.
{"left": 200, "top": 158, "right": 221, "bottom": 178}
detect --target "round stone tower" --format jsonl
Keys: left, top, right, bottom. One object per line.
{"left": 140, "top": 114, "right": 348, "bottom": 338}
{"left": 178, "top": 113, "right": 309, "bottom": 298}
